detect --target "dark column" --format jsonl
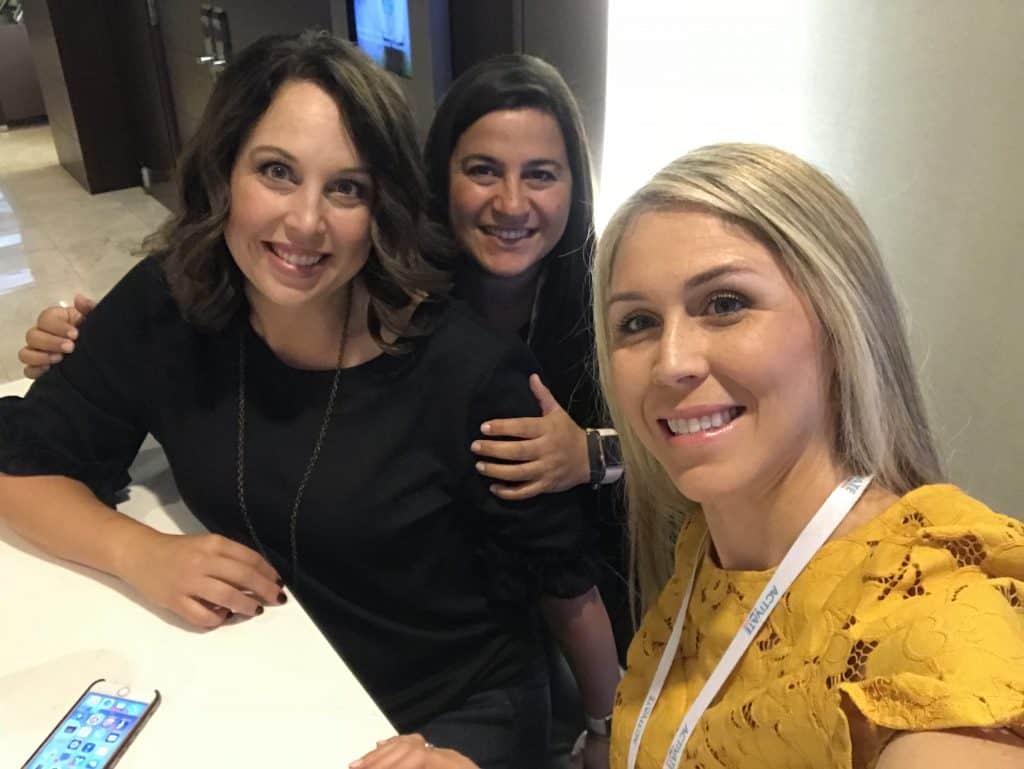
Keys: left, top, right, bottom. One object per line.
{"left": 21, "top": 0, "right": 138, "bottom": 193}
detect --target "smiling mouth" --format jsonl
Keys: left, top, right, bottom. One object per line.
{"left": 266, "top": 241, "right": 329, "bottom": 268}
{"left": 479, "top": 225, "right": 536, "bottom": 244}
{"left": 662, "top": 407, "right": 745, "bottom": 437}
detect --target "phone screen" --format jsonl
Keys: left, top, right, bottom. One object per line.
{"left": 25, "top": 689, "right": 154, "bottom": 769}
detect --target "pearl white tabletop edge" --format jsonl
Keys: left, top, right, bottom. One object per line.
{"left": 0, "top": 378, "right": 396, "bottom": 767}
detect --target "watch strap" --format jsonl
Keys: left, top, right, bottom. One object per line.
{"left": 585, "top": 428, "right": 605, "bottom": 485}
{"left": 595, "top": 429, "right": 623, "bottom": 484}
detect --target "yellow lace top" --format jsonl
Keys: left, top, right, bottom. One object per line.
{"left": 611, "top": 485, "right": 1024, "bottom": 769}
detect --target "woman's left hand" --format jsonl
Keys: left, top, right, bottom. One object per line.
{"left": 350, "top": 735, "right": 479, "bottom": 769}
{"left": 472, "top": 374, "right": 590, "bottom": 500}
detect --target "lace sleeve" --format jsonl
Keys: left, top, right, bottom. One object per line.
{"left": 839, "top": 513, "right": 1024, "bottom": 734}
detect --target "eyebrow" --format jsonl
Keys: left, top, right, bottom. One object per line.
{"left": 459, "top": 153, "right": 564, "bottom": 170}
{"left": 606, "top": 264, "right": 757, "bottom": 307}
{"left": 249, "top": 145, "right": 371, "bottom": 175}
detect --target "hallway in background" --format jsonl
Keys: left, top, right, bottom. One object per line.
{"left": 0, "top": 123, "right": 168, "bottom": 384}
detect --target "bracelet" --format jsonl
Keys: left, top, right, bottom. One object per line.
{"left": 584, "top": 711, "right": 613, "bottom": 738}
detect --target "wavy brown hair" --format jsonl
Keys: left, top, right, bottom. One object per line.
{"left": 146, "top": 30, "right": 451, "bottom": 347}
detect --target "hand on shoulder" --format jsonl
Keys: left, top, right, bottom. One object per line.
{"left": 471, "top": 374, "right": 590, "bottom": 500}
{"left": 18, "top": 294, "right": 96, "bottom": 378}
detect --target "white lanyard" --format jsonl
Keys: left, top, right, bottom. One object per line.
{"left": 626, "top": 476, "right": 874, "bottom": 769}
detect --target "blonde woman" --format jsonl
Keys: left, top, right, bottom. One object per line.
{"left": 593, "top": 144, "right": 1024, "bottom": 768}
{"left": 354, "top": 143, "right": 1024, "bottom": 769}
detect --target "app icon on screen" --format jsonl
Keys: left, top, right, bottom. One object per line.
{"left": 59, "top": 753, "right": 70, "bottom": 761}
{"left": 82, "top": 743, "right": 95, "bottom": 753}
{"left": 77, "top": 727, "right": 92, "bottom": 738}
{"left": 102, "top": 717, "right": 116, "bottom": 728}
{"left": 86, "top": 715, "right": 102, "bottom": 726}
{"left": 68, "top": 740, "right": 81, "bottom": 749}
{"left": 101, "top": 699, "right": 113, "bottom": 708}
{"left": 64, "top": 726, "right": 77, "bottom": 734}
{"left": 105, "top": 734, "right": 119, "bottom": 743}
{"left": 87, "top": 762, "right": 99, "bottom": 769}
{"left": 113, "top": 701, "right": 126, "bottom": 711}
{"left": 113, "top": 719, "right": 130, "bottom": 731}
{"left": 95, "top": 747, "right": 109, "bottom": 757}
{"left": 85, "top": 696, "right": 100, "bottom": 707}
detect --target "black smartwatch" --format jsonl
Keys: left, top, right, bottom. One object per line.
{"left": 586, "top": 428, "right": 623, "bottom": 486}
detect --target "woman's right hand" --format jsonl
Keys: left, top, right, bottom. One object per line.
{"left": 18, "top": 294, "right": 96, "bottom": 379}
{"left": 351, "top": 735, "right": 479, "bottom": 769}
{"left": 118, "top": 530, "right": 285, "bottom": 630}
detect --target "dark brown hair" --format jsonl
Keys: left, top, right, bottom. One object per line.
{"left": 423, "top": 54, "right": 599, "bottom": 421}
{"left": 147, "top": 29, "right": 451, "bottom": 346}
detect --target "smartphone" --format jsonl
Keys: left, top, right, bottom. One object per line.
{"left": 21, "top": 679, "right": 160, "bottom": 769}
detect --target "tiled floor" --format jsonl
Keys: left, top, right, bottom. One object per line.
{"left": 0, "top": 123, "right": 170, "bottom": 384}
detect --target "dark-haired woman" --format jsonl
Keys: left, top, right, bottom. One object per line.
{"left": 423, "top": 55, "right": 632, "bottom": 759}
{"left": 18, "top": 53, "right": 630, "bottom": 650}
{"left": 0, "top": 32, "right": 618, "bottom": 767}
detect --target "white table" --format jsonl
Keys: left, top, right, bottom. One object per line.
{"left": 0, "top": 378, "right": 396, "bottom": 767}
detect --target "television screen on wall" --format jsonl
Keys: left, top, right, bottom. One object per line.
{"left": 353, "top": 0, "right": 413, "bottom": 78}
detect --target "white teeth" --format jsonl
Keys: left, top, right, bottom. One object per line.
{"left": 666, "top": 407, "right": 741, "bottom": 436}
{"left": 271, "top": 244, "right": 325, "bottom": 267}
{"left": 484, "top": 227, "right": 530, "bottom": 240}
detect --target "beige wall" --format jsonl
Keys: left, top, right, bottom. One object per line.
{"left": 602, "top": 1, "right": 1024, "bottom": 516}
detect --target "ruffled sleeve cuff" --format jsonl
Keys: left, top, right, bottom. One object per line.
{"left": 0, "top": 392, "right": 137, "bottom": 508}
{"left": 839, "top": 572, "right": 1024, "bottom": 733}
{"left": 477, "top": 536, "right": 599, "bottom": 604}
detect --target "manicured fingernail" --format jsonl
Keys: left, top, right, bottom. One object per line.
{"left": 475, "top": 461, "right": 485, "bottom": 472}
{"left": 48, "top": 354, "right": 62, "bottom": 363}
{"left": 255, "top": 605, "right": 264, "bottom": 616}
{"left": 61, "top": 340, "right": 74, "bottom": 353}
{"left": 67, "top": 328, "right": 78, "bottom": 340}
{"left": 471, "top": 441, "right": 481, "bottom": 452}
{"left": 481, "top": 423, "right": 491, "bottom": 434}
{"left": 277, "top": 592, "right": 287, "bottom": 604}
{"left": 489, "top": 485, "right": 498, "bottom": 493}
{"left": 350, "top": 760, "right": 363, "bottom": 768}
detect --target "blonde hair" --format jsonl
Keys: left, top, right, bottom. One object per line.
{"left": 593, "top": 143, "right": 944, "bottom": 615}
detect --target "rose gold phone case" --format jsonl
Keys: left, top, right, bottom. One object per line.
{"left": 21, "top": 678, "right": 162, "bottom": 769}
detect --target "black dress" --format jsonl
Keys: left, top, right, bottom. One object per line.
{"left": 0, "top": 256, "right": 596, "bottom": 734}
{"left": 455, "top": 260, "right": 632, "bottom": 660}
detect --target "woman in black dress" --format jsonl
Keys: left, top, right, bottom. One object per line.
{"left": 0, "top": 32, "right": 618, "bottom": 768}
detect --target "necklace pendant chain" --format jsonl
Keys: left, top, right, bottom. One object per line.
{"left": 235, "top": 285, "right": 353, "bottom": 582}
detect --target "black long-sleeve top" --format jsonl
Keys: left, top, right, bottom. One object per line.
{"left": 0, "top": 256, "right": 596, "bottom": 731}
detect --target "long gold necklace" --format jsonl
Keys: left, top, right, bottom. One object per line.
{"left": 235, "top": 284, "right": 352, "bottom": 581}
